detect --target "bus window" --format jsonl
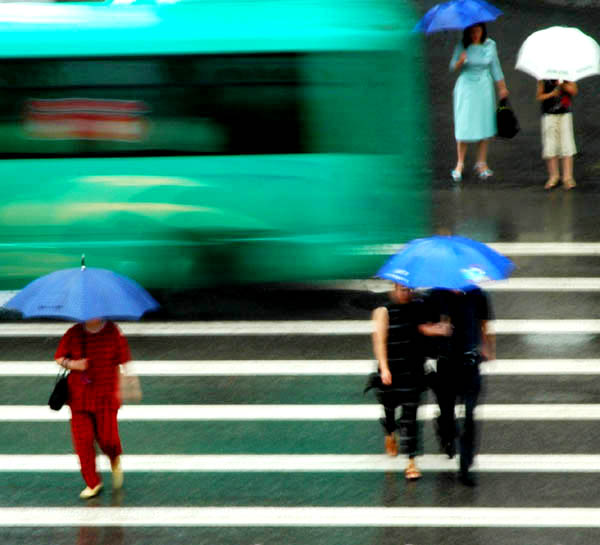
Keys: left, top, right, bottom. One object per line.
{"left": 0, "top": 54, "right": 303, "bottom": 157}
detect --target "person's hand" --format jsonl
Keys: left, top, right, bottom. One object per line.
{"left": 381, "top": 368, "right": 392, "bottom": 386}
{"left": 551, "top": 87, "right": 561, "bottom": 97}
{"left": 480, "top": 345, "right": 495, "bottom": 362}
{"left": 436, "top": 322, "right": 453, "bottom": 336}
{"left": 499, "top": 87, "right": 509, "bottom": 99}
{"left": 69, "top": 358, "right": 88, "bottom": 371}
{"left": 455, "top": 51, "right": 467, "bottom": 69}
{"left": 119, "top": 374, "right": 142, "bottom": 403}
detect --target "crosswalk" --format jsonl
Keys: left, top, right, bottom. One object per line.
{"left": 3, "top": 404, "right": 600, "bottom": 421}
{"left": 1, "top": 247, "right": 599, "bottom": 544}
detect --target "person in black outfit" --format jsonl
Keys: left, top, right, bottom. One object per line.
{"left": 372, "top": 283, "right": 451, "bottom": 480}
{"left": 427, "top": 287, "right": 495, "bottom": 486}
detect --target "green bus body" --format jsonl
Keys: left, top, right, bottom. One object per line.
{"left": 0, "top": 1, "right": 430, "bottom": 289}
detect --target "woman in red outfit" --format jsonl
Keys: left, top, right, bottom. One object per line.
{"left": 55, "top": 318, "right": 134, "bottom": 499}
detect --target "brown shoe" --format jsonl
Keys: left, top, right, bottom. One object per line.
{"left": 563, "top": 178, "right": 576, "bottom": 190}
{"left": 384, "top": 434, "right": 398, "bottom": 457}
{"left": 544, "top": 176, "right": 559, "bottom": 189}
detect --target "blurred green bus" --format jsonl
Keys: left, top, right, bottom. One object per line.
{"left": 0, "top": 0, "right": 430, "bottom": 289}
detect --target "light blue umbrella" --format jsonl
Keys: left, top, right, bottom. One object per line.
{"left": 376, "top": 235, "right": 514, "bottom": 290}
{"left": 414, "top": 0, "right": 502, "bottom": 34}
{"left": 4, "top": 259, "right": 159, "bottom": 321}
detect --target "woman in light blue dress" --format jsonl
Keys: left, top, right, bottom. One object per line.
{"left": 450, "top": 23, "right": 509, "bottom": 182}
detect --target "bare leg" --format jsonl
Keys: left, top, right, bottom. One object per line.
{"left": 455, "top": 141, "right": 467, "bottom": 172}
{"left": 474, "top": 140, "right": 493, "bottom": 178}
{"left": 561, "top": 155, "right": 575, "bottom": 189}
{"left": 475, "top": 139, "right": 489, "bottom": 168}
{"left": 544, "top": 157, "right": 560, "bottom": 189}
{"left": 451, "top": 141, "right": 467, "bottom": 182}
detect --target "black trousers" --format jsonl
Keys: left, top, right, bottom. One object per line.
{"left": 436, "top": 356, "right": 482, "bottom": 473}
{"left": 376, "top": 387, "right": 422, "bottom": 458}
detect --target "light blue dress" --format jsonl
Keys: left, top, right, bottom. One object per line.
{"left": 450, "top": 38, "right": 504, "bottom": 142}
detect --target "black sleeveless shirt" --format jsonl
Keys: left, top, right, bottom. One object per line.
{"left": 385, "top": 300, "right": 426, "bottom": 384}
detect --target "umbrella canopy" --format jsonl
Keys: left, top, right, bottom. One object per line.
{"left": 516, "top": 26, "right": 600, "bottom": 82}
{"left": 414, "top": 0, "right": 502, "bottom": 34}
{"left": 4, "top": 265, "right": 159, "bottom": 321}
{"left": 375, "top": 235, "right": 514, "bottom": 290}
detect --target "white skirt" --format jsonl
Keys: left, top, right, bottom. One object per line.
{"left": 541, "top": 113, "right": 577, "bottom": 158}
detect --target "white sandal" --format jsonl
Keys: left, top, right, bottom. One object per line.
{"left": 451, "top": 162, "right": 464, "bottom": 182}
{"left": 474, "top": 162, "right": 493, "bottom": 179}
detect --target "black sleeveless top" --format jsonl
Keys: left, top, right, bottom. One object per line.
{"left": 385, "top": 301, "right": 426, "bottom": 385}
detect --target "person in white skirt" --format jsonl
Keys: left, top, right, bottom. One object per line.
{"left": 536, "top": 79, "right": 578, "bottom": 190}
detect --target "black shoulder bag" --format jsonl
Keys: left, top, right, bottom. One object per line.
{"left": 49, "top": 328, "right": 86, "bottom": 411}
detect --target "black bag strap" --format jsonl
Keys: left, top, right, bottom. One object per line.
{"left": 54, "top": 367, "right": 69, "bottom": 383}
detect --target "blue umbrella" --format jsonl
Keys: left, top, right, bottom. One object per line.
{"left": 376, "top": 235, "right": 514, "bottom": 290}
{"left": 414, "top": 0, "right": 502, "bottom": 34}
{"left": 4, "top": 262, "right": 159, "bottom": 322}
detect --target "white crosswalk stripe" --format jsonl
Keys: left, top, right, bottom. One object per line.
{"left": 1, "top": 404, "right": 599, "bottom": 421}
{"left": 3, "top": 318, "right": 600, "bottom": 336}
{"left": 2, "top": 506, "right": 600, "bottom": 528}
{"left": 2, "top": 359, "right": 600, "bottom": 375}
{"left": 2, "top": 453, "right": 600, "bottom": 473}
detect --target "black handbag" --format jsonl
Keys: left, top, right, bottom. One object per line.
{"left": 496, "top": 97, "right": 520, "bottom": 139}
{"left": 48, "top": 369, "right": 69, "bottom": 411}
{"left": 462, "top": 350, "right": 483, "bottom": 367}
{"left": 363, "top": 371, "right": 383, "bottom": 394}
{"left": 48, "top": 329, "right": 85, "bottom": 411}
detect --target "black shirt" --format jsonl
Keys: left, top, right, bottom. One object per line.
{"left": 426, "top": 288, "right": 493, "bottom": 358}
{"left": 385, "top": 300, "right": 426, "bottom": 369}
{"left": 541, "top": 80, "right": 572, "bottom": 115}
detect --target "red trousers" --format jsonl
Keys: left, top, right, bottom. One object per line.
{"left": 70, "top": 409, "right": 122, "bottom": 488}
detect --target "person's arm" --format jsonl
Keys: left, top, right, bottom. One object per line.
{"left": 479, "top": 319, "right": 496, "bottom": 361}
{"left": 418, "top": 322, "right": 452, "bottom": 337}
{"left": 450, "top": 44, "right": 467, "bottom": 72}
{"left": 54, "top": 328, "right": 87, "bottom": 371}
{"left": 55, "top": 356, "right": 88, "bottom": 371}
{"left": 116, "top": 327, "right": 142, "bottom": 401}
{"left": 536, "top": 80, "right": 560, "bottom": 101}
{"left": 495, "top": 79, "right": 509, "bottom": 99}
{"left": 560, "top": 80, "right": 578, "bottom": 96}
{"left": 416, "top": 290, "right": 450, "bottom": 337}
{"left": 478, "top": 290, "right": 495, "bottom": 361}
{"left": 488, "top": 40, "right": 508, "bottom": 98}
{"left": 118, "top": 364, "right": 142, "bottom": 402}
{"left": 372, "top": 306, "right": 392, "bottom": 385}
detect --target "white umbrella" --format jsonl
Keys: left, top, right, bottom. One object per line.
{"left": 516, "top": 26, "right": 600, "bottom": 81}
